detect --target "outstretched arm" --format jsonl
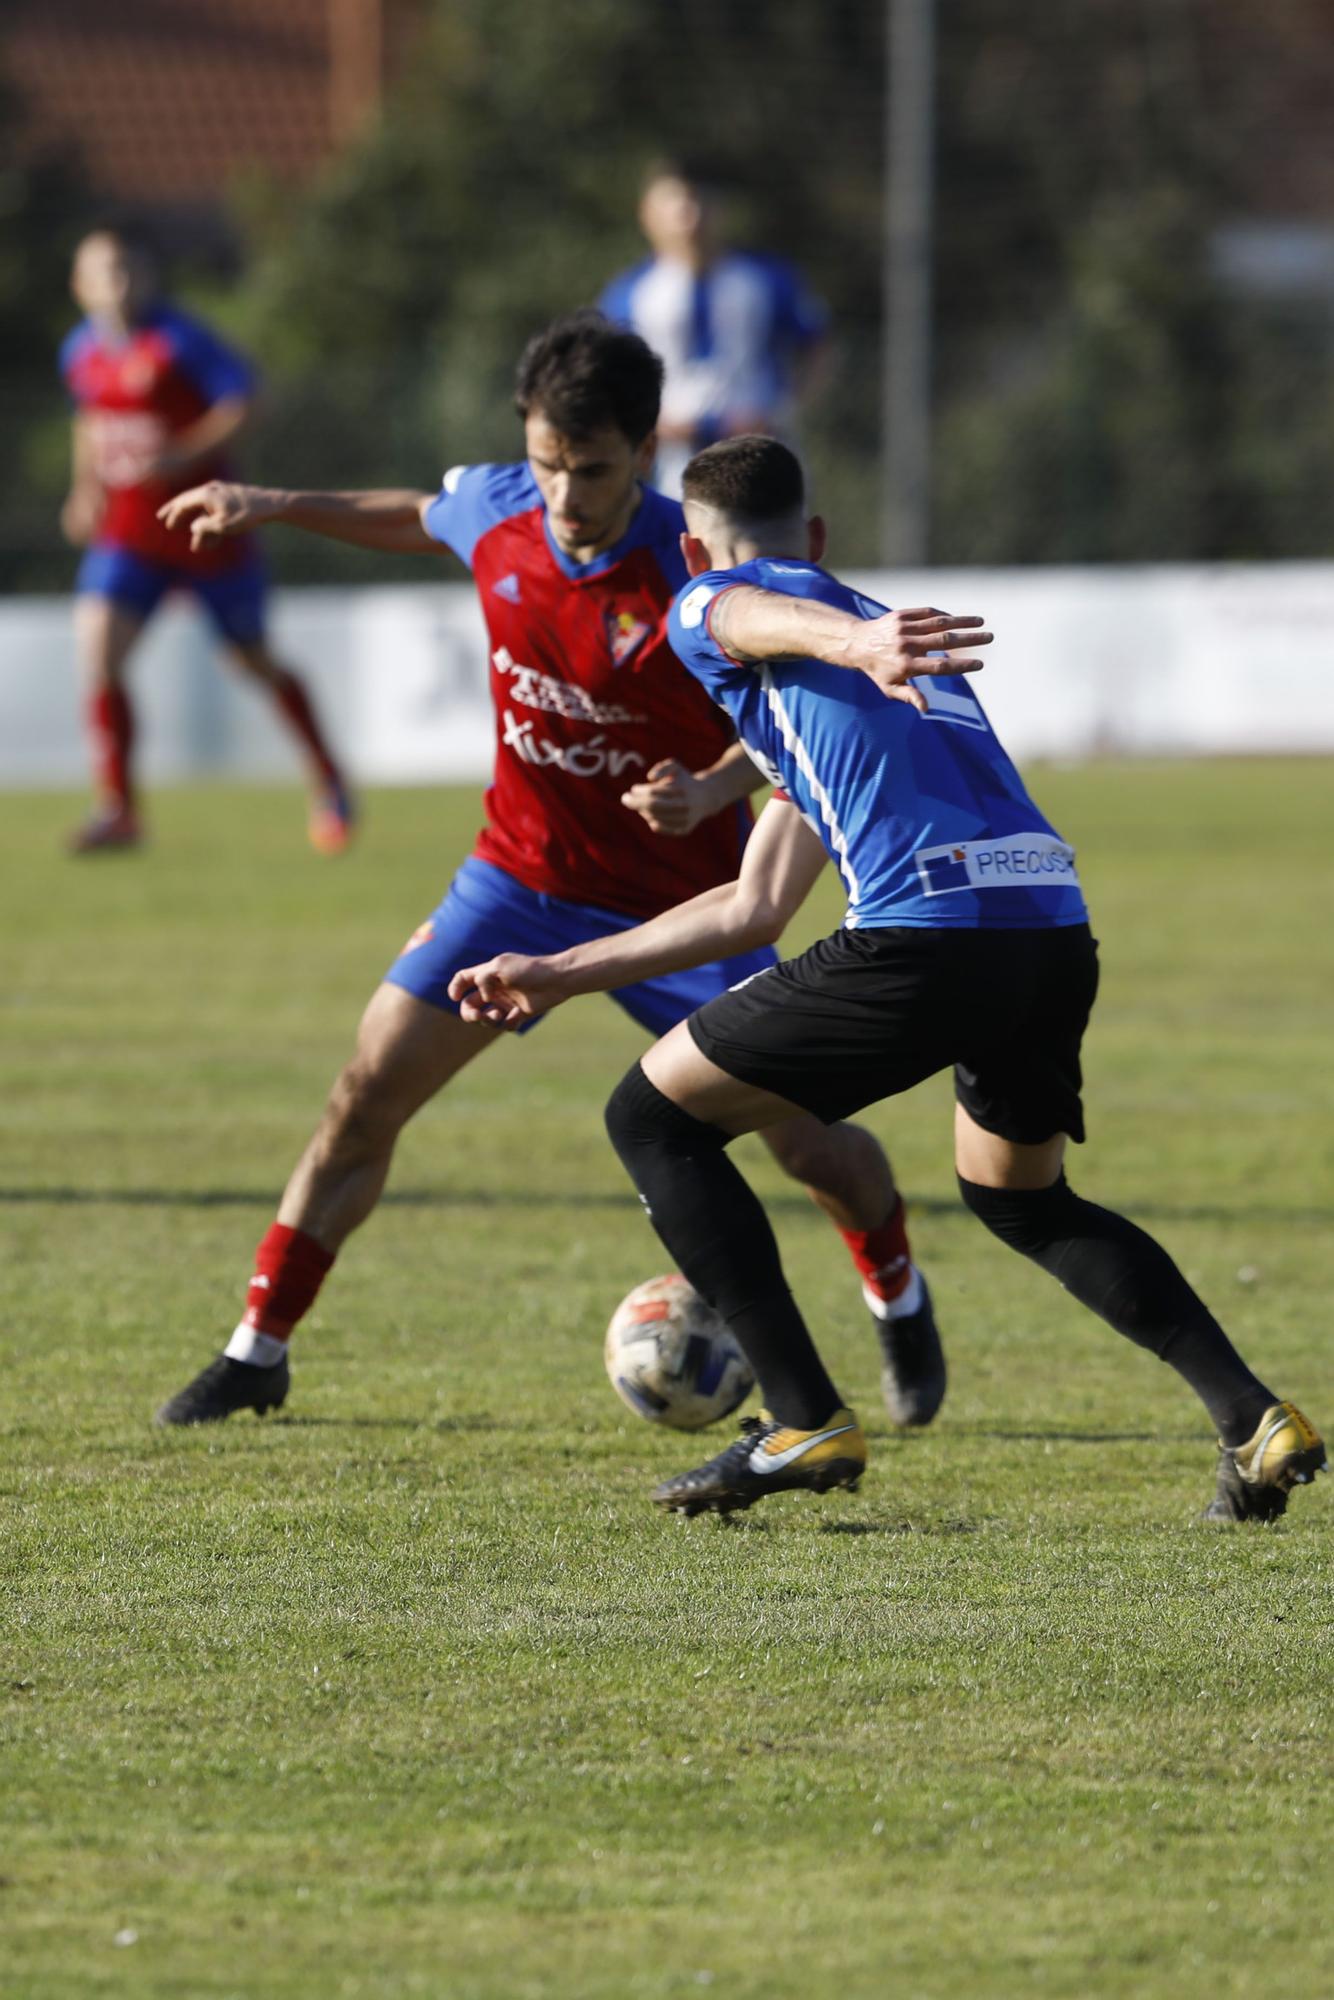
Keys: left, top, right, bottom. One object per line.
{"left": 158, "top": 481, "right": 440, "bottom": 555}
{"left": 708, "top": 588, "right": 992, "bottom": 711}
{"left": 448, "top": 797, "right": 827, "bottom": 1028}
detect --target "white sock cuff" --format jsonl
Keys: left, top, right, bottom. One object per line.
{"left": 863, "top": 1265, "right": 924, "bottom": 1322}
{"left": 224, "top": 1323, "right": 289, "bottom": 1367}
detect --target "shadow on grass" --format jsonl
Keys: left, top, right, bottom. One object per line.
{"left": 820, "top": 1516, "right": 996, "bottom": 1536}
{"left": 275, "top": 1414, "right": 502, "bottom": 1434}
{"left": 1, "top": 1185, "right": 1326, "bottom": 1228}
{"left": 861, "top": 1421, "right": 1201, "bottom": 1447}
{"left": 967, "top": 1428, "right": 1200, "bottom": 1445}
{"left": 125, "top": 1414, "right": 503, "bottom": 1442}
{"left": 0, "top": 1183, "right": 949, "bottom": 1220}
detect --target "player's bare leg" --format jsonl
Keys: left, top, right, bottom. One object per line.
{"left": 70, "top": 596, "right": 144, "bottom": 852}
{"left": 603, "top": 1030, "right": 870, "bottom": 1512}
{"left": 760, "top": 1115, "right": 894, "bottom": 1230}
{"left": 224, "top": 637, "right": 355, "bottom": 855}
{"left": 759, "top": 1113, "right": 944, "bottom": 1425}
{"left": 277, "top": 985, "right": 503, "bottom": 1247}
{"left": 155, "top": 986, "right": 503, "bottom": 1424}
{"left": 952, "top": 1104, "right": 1325, "bottom": 1520}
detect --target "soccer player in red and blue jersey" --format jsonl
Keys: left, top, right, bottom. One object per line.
{"left": 59, "top": 227, "right": 352, "bottom": 854}
{"left": 153, "top": 313, "right": 942, "bottom": 1427}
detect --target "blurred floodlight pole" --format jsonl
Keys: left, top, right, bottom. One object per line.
{"left": 882, "top": 0, "right": 935, "bottom": 565}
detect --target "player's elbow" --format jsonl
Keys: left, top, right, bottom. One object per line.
{"left": 732, "top": 895, "right": 785, "bottom": 950}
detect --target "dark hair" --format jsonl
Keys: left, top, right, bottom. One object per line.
{"left": 640, "top": 154, "right": 730, "bottom": 196}
{"left": 76, "top": 218, "right": 158, "bottom": 265}
{"left": 682, "top": 435, "right": 806, "bottom": 522}
{"left": 514, "top": 311, "right": 663, "bottom": 445}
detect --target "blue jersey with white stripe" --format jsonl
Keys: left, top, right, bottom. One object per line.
{"left": 668, "top": 559, "right": 1088, "bottom": 931}
{"left": 599, "top": 253, "right": 827, "bottom": 445}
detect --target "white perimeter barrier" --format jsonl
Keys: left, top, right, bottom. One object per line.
{"left": 2, "top": 562, "right": 1333, "bottom": 787}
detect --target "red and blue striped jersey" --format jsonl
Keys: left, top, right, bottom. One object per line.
{"left": 423, "top": 463, "right": 751, "bottom": 919}
{"left": 60, "top": 302, "right": 256, "bottom": 571}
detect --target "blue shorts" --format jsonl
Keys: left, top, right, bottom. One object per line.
{"left": 76, "top": 545, "right": 268, "bottom": 647}
{"left": 385, "top": 856, "right": 778, "bottom": 1039}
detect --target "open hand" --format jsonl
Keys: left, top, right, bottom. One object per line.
{"left": 157, "top": 481, "right": 277, "bottom": 550}
{"left": 849, "top": 607, "right": 992, "bottom": 710}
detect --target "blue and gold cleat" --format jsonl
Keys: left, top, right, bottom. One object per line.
{"left": 1204, "top": 1401, "right": 1325, "bottom": 1523}
{"left": 652, "top": 1406, "right": 866, "bottom": 1517}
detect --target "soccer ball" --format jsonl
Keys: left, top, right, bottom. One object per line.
{"left": 604, "top": 1274, "right": 754, "bottom": 1430}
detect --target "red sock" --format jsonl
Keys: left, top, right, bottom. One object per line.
{"left": 270, "top": 669, "right": 339, "bottom": 786}
{"left": 840, "top": 1196, "right": 913, "bottom": 1302}
{"left": 244, "top": 1222, "right": 335, "bottom": 1340}
{"left": 89, "top": 685, "right": 134, "bottom": 810}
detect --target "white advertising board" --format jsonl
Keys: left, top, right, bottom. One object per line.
{"left": 2, "top": 563, "right": 1332, "bottom": 788}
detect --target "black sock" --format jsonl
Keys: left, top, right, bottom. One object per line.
{"left": 605, "top": 1064, "right": 842, "bottom": 1429}
{"left": 958, "top": 1175, "right": 1273, "bottom": 1444}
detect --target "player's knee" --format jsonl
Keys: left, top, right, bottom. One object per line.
{"left": 604, "top": 1063, "right": 727, "bottom": 1168}
{"left": 957, "top": 1172, "right": 1078, "bottom": 1254}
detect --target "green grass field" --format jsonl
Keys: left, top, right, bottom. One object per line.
{"left": 3, "top": 764, "right": 1331, "bottom": 2000}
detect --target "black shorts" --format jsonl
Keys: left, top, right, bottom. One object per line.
{"left": 687, "top": 922, "right": 1099, "bottom": 1142}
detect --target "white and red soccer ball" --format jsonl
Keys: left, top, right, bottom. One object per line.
{"left": 604, "top": 1273, "right": 754, "bottom": 1430}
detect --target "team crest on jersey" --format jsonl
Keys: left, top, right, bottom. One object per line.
{"left": 400, "top": 918, "right": 436, "bottom": 954}
{"left": 605, "top": 609, "right": 651, "bottom": 667}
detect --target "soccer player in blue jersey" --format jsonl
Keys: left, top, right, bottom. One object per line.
{"left": 451, "top": 436, "right": 1326, "bottom": 1525}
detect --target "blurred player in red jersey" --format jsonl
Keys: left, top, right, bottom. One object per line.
{"left": 151, "top": 313, "right": 943, "bottom": 1430}
{"left": 59, "top": 226, "right": 353, "bottom": 855}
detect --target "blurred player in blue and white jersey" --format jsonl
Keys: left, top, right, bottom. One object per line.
{"left": 601, "top": 160, "right": 827, "bottom": 497}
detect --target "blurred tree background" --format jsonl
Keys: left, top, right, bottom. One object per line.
{"left": 3, "top": 0, "right": 1333, "bottom": 588}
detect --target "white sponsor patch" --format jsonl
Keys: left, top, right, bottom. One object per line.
{"left": 677, "top": 583, "right": 717, "bottom": 629}
{"left": 914, "top": 832, "right": 1079, "bottom": 897}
